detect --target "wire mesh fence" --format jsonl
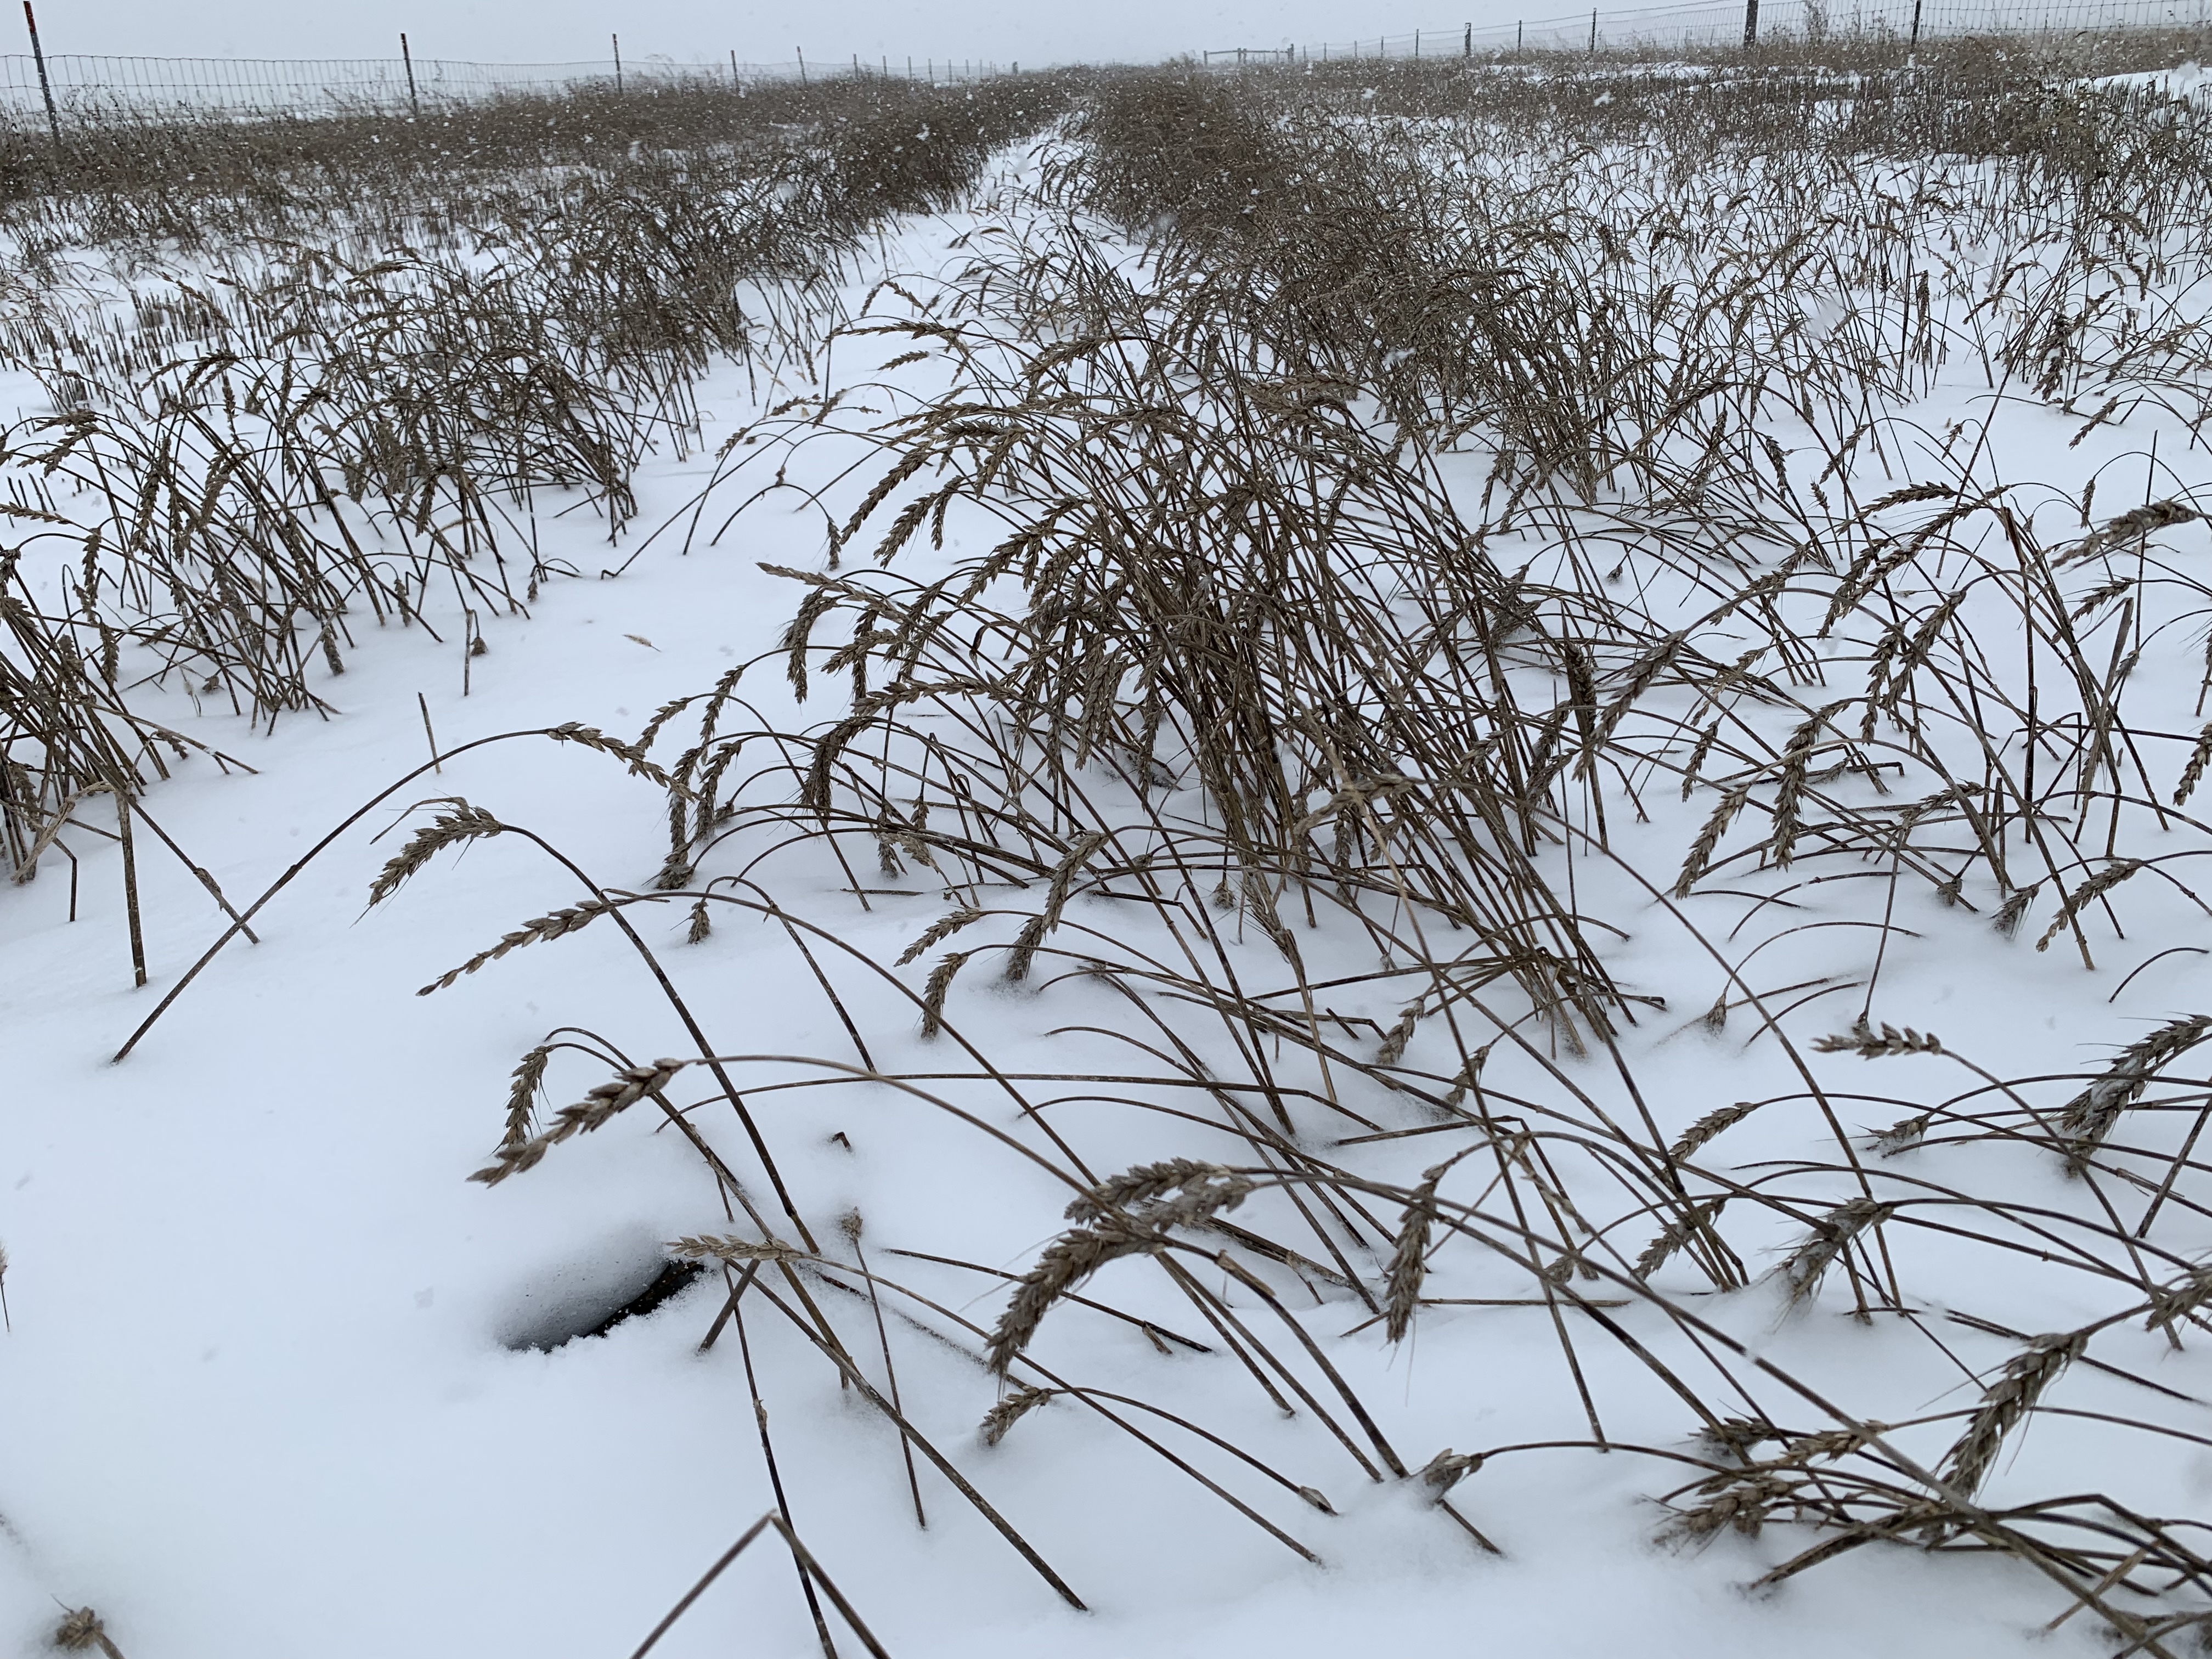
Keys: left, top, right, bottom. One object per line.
{"left": 2, "top": 0, "right": 2205, "bottom": 127}
{"left": 1257, "top": 0, "right": 2212, "bottom": 59}
{"left": 0, "top": 49, "right": 1009, "bottom": 123}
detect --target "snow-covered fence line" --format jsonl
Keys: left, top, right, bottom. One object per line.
{"left": 1252, "top": 0, "right": 2212, "bottom": 59}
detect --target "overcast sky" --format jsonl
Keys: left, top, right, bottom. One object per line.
{"left": 20, "top": 1, "right": 1508, "bottom": 67}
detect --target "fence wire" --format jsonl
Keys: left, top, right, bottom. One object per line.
{"left": 0, "top": 50, "right": 1007, "bottom": 122}
{"left": 1204, "top": 0, "right": 2212, "bottom": 60}
{"left": 1, "top": 2, "right": 2207, "bottom": 126}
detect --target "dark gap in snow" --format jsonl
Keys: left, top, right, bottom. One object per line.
{"left": 500, "top": 1256, "right": 707, "bottom": 1352}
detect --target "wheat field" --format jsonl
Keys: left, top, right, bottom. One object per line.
{"left": 9, "top": 38, "right": 2212, "bottom": 1658}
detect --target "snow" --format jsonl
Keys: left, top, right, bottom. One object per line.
{"left": 2090, "top": 59, "right": 2212, "bottom": 98}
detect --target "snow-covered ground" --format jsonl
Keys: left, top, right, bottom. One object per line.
{"left": 8, "top": 119, "right": 2212, "bottom": 1658}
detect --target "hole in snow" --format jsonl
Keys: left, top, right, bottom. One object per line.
{"left": 497, "top": 1237, "right": 707, "bottom": 1352}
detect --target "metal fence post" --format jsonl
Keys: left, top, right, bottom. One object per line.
{"left": 1745, "top": 0, "right": 1761, "bottom": 46}
{"left": 22, "top": 1, "right": 60, "bottom": 153}
{"left": 1465, "top": 21, "right": 1473, "bottom": 54}
{"left": 797, "top": 47, "right": 806, "bottom": 83}
{"left": 1589, "top": 8, "right": 1599, "bottom": 49}
{"left": 1909, "top": 0, "right": 1922, "bottom": 44}
{"left": 400, "top": 31, "right": 420, "bottom": 117}
{"left": 612, "top": 32, "right": 623, "bottom": 92}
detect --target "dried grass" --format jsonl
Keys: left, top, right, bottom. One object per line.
{"left": 33, "top": 36, "right": 2212, "bottom": 1650}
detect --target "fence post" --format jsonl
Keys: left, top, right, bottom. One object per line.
{"left": 797, "top": 47, "right": 806, "bottom": 83}
{"left": 22, "top": 1, "right": 59, "bottom": 153}
{"left": 400, "top": 31, "right": 420, "bottom": 117}
{"left": 1589, "top": 8, "right": 1598, "bottom": 49}
{"left": 1519, "top": 19, "right": 1525, "bottom": 49}
{"left": 732, "top": 48, "right": 740, "bottom": 87}
{"left": 1744, "top": 0, "right": 1760, "bottom": 46}
{"left": 1909, "top": 0, "right": 1922, "bottom": 44}
{"left": 612, "top": 32, "right": 623, "bottom": 91}
{"left": 1465, "top": 21, "right": 1472, "bottom": 54}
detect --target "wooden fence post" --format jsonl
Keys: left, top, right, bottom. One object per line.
{"left": 400, "top": 31, "right": 419, "bottom": 117}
